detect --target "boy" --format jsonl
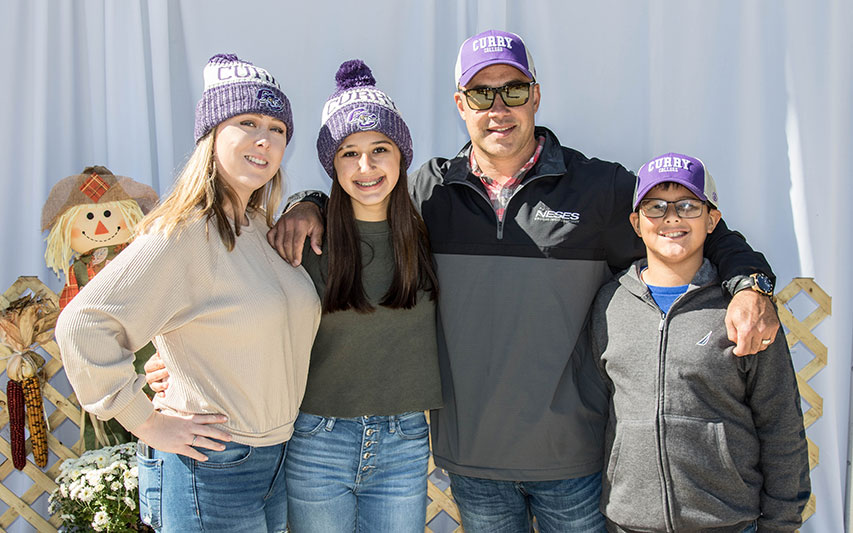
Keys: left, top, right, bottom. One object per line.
{"left": 589, "top": 153, "right": 810, "bottom": 532}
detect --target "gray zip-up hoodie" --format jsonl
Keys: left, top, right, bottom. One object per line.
{"left": 590, "top": 259, "right": 810, "bottom": 532}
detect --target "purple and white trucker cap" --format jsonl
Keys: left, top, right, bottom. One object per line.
{"left": 634, "top": 153, "right": 719, "bottom": 209}
{"left": 455, "top": 30, "right": 536, "bottom": 88}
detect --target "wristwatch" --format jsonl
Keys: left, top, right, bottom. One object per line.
{"left": 729, "top": 273, "right": 774, "bottom": 297}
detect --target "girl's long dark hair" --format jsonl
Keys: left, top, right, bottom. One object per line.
{"left": 323, "top": 159, "right": 438, "bottom": 313}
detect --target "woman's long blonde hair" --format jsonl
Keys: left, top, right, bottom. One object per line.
{"left": 137, "top": 131, "right": 282, "bottom": 250}
{"left": 44, "top": 199, "right": 146, "bottom": 279}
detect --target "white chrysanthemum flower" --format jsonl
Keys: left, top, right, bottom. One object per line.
{"left": 69, "top": 479, "right": 84, "bottom": 500}
{"left": 92, "top": 510, "right": 109, "bottom": 531}
{"left": 123, "top": 496, "right": 136, "bottom": 510}
{"left": 85, "top": 471, "right": 100, "bottom": 486}
{"left": 77, "top": 486, "right": 95, "bottom": 503}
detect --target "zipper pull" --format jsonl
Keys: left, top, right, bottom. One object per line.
{"left": 659, "top": 315, "right": 665, "bottom": 331}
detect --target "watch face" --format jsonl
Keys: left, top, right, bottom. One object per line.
{"left": 755, "top": 274, "right": 773, "bottom": 293}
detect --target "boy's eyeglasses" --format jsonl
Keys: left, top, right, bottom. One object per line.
{"left": 638, "top": 198, "right": 706, "bottom": 219}
{"left": 459, "top": 82, "right": 535, "bottom": 110}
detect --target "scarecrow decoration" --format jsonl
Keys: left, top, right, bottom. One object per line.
{"left": 41, "top": 165, "right": 158, "bottom": 448}
{"left": 43, "top": 165, "right": 158, "bottom": 309}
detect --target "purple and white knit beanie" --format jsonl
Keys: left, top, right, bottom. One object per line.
{"left": 316, "top": 60, "right": 413, "bottom": 178}
{"left": 194, "top": 53, "right": 293, "bottom": 144}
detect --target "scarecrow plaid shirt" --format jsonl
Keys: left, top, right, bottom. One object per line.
{"left": 59, "top": 243, "right": 129, "bottom": 310}
{"left": 469, "top": 136, "right": 545, "bottom": 222}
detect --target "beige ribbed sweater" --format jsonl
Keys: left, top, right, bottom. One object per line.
{"left": 56, "top": 211, "right": 320, "bottom": 446}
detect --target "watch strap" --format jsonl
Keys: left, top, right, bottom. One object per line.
{"left": 725, "top": 273, "right": 773, "bottom": 297}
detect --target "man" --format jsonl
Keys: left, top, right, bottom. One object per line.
{"left": 271, "top": 29, "right": 779, "bottom": 532}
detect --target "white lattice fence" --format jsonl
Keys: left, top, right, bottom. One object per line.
{"left": 775, "top": 277, "right": 831, "bottom": 526}
{"left": 0, "top": 277, "right": 86, "bottom": 532}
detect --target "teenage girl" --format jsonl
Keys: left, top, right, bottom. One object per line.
{"left": 282, "top": 59, "right": 441, "bottom": 533}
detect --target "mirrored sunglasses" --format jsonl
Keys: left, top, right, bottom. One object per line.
{"left": 460, "top": 82, "right": 535, "bottom": 110}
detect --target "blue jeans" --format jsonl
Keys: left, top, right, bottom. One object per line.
{"left": 137, "top": 440, "right": 288, "bottom": 532}
{"left": 285, "top": 411, "right": 430, "bottom": 533}
{"left": 448, "top": 470, "right": 606, "bottom": 533}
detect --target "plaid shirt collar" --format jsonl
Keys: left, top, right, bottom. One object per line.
{"left": 469, "top": 135, "right": 545, "bottom": 221}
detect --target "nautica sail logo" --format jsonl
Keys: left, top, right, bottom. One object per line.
{"left": 696, "top": 331, "right": 712, "bottom": 346}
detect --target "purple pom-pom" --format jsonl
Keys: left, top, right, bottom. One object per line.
{"left": 335, "top": 59, "right": 376, "bottom": 90}
{"left": 208, "top": 53, "right": 242, "bottom": 64}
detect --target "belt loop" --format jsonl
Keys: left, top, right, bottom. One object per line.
{"left": 324, "top": 417, "right": 336, "bottom": 431}
{"left": 388, "top": 414, "right": 397, "bottom": 433}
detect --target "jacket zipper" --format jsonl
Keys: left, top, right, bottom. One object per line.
{"left": 649, "top": 286, "right": 705, "bottom": 532}
{"left": 450, "top": 172, "right": 562, "bottom": 240}
{"left": 654, "top": 309, "right": 673, "bottom": 532}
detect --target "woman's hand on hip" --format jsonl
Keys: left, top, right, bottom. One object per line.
{"left": 132, "top": 410, "right": 232, "bottom": 461}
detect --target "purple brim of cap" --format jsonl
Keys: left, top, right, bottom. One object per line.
{"left": 458, "top": 60, "right": 534, "bottom": 87}
{"left": 633, "top": 178, "right": 708, "bottom": 209}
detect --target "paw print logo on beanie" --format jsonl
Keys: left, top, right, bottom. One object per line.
{"left": 257, "top": 88, "right": 284, "bottom": 112}
{"left": 347, "top": 107, "right": 379, "bottom": 130}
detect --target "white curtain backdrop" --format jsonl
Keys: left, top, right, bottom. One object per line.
{"left": 1, "top": 1, "right": 850, "bottom": 531}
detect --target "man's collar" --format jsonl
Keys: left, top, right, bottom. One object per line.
{"left": 446, "top": 126, "right": 566, "bottom": 183}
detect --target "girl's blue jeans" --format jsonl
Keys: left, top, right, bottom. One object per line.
{"left": 137, "top": 440, "right": 288, "bottom": 532}
{"left": 284, "top": 411, "right": 430, "bottom": 533}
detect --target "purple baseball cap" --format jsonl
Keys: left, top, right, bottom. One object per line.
{"left": 634, "top": 152, "right": 719, "bottom": 209}
{"left": 455, "top": 30, "right": 536, "bottom": 88}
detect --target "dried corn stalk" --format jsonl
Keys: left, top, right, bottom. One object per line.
{"left": 1, "top": 293, "right": 58, "bottom": 469}
{"left": 7, "top": 379, "right": 26, "bottom": 469}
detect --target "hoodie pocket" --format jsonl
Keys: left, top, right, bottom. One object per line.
{"left": 662, "top": 415, "right": 756, "bottom": 529}
{"left": 602, "top": 419, "right": 668, "bottom": 531}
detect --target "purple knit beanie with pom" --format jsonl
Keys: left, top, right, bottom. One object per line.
{"left": 194, "top": 53, "right": 294, "bottom": 144}
{"left": 316, "top": 60, "right": 413, "bottom": 178}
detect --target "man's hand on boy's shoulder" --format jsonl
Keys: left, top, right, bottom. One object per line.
{"left": 725, "top": 290, "right": 780, "bottom": 356}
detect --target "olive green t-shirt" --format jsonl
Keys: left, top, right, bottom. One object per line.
{"left": 299, "top": 219, "right": 442, "bottom": 417}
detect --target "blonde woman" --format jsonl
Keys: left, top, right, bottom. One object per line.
{"left": 56, "top": 54, "right": 320, "bottom": 532}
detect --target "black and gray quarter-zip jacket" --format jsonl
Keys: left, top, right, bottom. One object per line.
{"left": 590, "top": 259, "right": 810, "bottom": 532}
{"left": 410, "top": 126, "right": 776, "bottom": 481}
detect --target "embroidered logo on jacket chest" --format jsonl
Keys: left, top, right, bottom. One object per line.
{"left": 533, "top": 208, "right": 580, "bottom": 223}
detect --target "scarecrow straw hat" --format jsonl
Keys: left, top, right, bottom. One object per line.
{"left": 41, "top": 165, "right": 158, "bottom": 231}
